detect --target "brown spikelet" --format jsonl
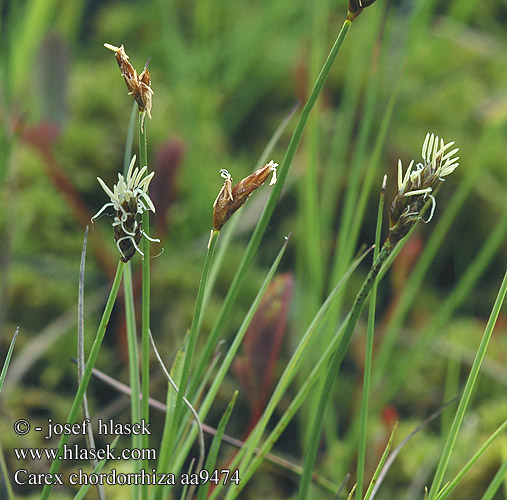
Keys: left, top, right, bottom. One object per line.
{"left": 347, "top": 0, "right": 377, "bottom": 21}
{"left": 104, "top": 43, "right": 153, "bottom": 119}
{"left": 212, "top": 160, "right": 278, "bottom": 230}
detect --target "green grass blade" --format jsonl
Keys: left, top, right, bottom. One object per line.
{"left": 296, "top": 0, "right": 329, "bottom": 325}
{"left": 356, "top": 176, "right": 386, "bottom": 500}
{"left": 155, "top": 347, "right": 185, "bottom": 499}
{"left": 124, "top": 262, "right": 141, "bottom": 500}
{"left": 196, "top": 391, "right": 238, "bottom": 500}
{"left": 435, "top": 419, "right": 507, "bottom": 500}
{"left": 179, "top": 459, "right": 196, "bottom": 500}
{"left": 40, "top": 261, "right": 125, "bottom": 500}
{"left": 123, "top": 101, "right": 142, "bottom": 500}
{"left": 72, "top": 436, "right": 121, "bottom": 500}
{"left": 139, "top": 111, "right": 151, "bottom": 500}
{"left": 0, "top": 439, "right": 15, "bottom": 499}
{"left": 124, "top": 103, "right": 139, "bottom": 173}
{"left": 480, "top": 458, "right": 507, "bottom": 500}
{"left": 77, "top": 227, "right": 106, "bottom": 500}
{"left": 207, "top": 246, "right": 372, "bottom": 500}
{"left": 171, "top": 235, "right": 290, "bottom": 477}
{"left": 427, "top": 270, "right": 507, "bottom": 500}
{"left": 379, "top": 204, "right": 507, "bottom": 406}
{"left": 363, "top": 423, "right": 398, "bottom": 500}
{"left": 149, "top": 330, "right": 205, "bottom": 500}
{"left": 8, "top": 0, "right": 58, "bottom": 93}
{"left": 188, "top": 17, "right": 353, "bottom": 397}
{"left": 297, "top": 239, "right": 394, "bottom": 500}
{"left": 328, "top": 11, "right": 383, "bottom": 297}
{"left": 0, "top": 327, "right": 19, "bottom": 393}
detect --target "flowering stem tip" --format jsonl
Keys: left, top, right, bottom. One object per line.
{"left": 104, "top": 43, "right": 153, "bottom": 123}
{"left": 212, "top": 160, "right": 278, "bottom": 231}
{"left": 388, "top": 133, "right": 459, "bottom": 245}
{"left": 92, "top": 156, "right": 159, "bottom": 262}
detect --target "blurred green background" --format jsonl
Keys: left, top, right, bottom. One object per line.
{"left": 0, "top": 0, "right": 506, "bottom": 498}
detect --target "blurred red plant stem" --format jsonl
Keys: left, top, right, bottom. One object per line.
{"left": 20, "top": 121, "right": 117, "bottom": 278}
{"left": 151, "top": 138, "right": 185, "bottom": 239}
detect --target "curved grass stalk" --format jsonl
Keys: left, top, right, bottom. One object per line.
{"left": 196, "top": 391, "right": 238, "bottom": 500}
{"left": 368, "top": 397, "right": 458, "bottom": 500}
{"left": 153, "top": 229, "right": 220, "bottom": 500}
{"left": 0, "top": 438, "right": 15, "bottom": 499}
{"left": 149, "top": 330, "right": 205, "bottom": 500}
{"left": 83, "top": 360, "right": 339, "bottom": 493}
{"left": 427, "top": 270, "right": 507, "bottom": 500}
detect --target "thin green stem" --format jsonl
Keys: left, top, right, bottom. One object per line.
{"left": 297, "top": 240, "right": 393, "bottom": 500}
{"left": 435, "top": 419, "right": 507, "bottom": 500}
{"left": 153, "top": 230, "right": 219, "bottom": 500}
{"left": 0, "top": 327, "right": 19, "bottom": 392}
{"left": 356, "top": 177, "right": 386, "bottom": 500}
{"left": 172, "top": 236, "right": 291, "bottom": 484}
{"left": 190, "top": 17, "right": 352, "bottom": 398}
{"left": 178, "top": 228, "right": 219, "bottom": 412}
{"left": 41, "top": 261, "right": 125, "bottom": 500}
{"left": 139, "top": 112, "right": 150, "bottom": 500}
{"left": 0, "top": 440, "right": 15, "bottom": 499}
{"left": 124, "top": 102, "right": 141, "bottom": 500}
{"left": 124, "top": 262, "right": 141, "bottom": 500}
{"left": 189, "top": 102, "right": 298, "bottom": 398}
{"left": 480, "top": 458, "right": 507, "bottom": 500}
{"left": 427, "top": 270, "right": 507, "bottom": 500}
{"left": 209, "top": 247, "right": 373, "bottom": 500}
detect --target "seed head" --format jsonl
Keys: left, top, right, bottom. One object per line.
{"left": 212, "top": 160, "right": 278, "bottom": 231}
{"left": 104, "top": 43, "right": 154, "bottom": 125}
{"left": 92, "top": 155, "right": 159, "bottom": 261}
{"left": 388, "top": 133, "right": 459, "bottom": 244}
{"left": 347, "top": 0, "right": 377, "bottom": 21}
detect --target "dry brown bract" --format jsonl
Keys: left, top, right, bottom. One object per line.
{"left": 104, "top": 43, "right": 153, "bottom": 126}
{"left": 212, "top": 161, "right": 278, "bottom": 231}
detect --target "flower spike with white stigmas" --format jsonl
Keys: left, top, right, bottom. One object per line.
{"left": 92, "top": 155, "right": 159, "bottom": 262}
{"left": 212, "top": 160, "right": 278, "bottom": 231}
{"left": 388, "top": 133, "right": 459, "bottom": 245}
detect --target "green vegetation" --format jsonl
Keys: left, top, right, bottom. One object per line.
{"left": 0, "top": 1, "right": 506, "bottom": 499}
